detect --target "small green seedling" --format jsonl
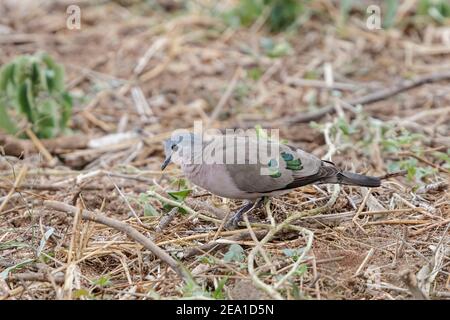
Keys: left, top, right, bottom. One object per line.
{"left": 0, "top": 52, "right": 72, "bottom": 138}
{"left": 91, "top": 275, "right": 111, "bottom": 287}
{"left": 418, "top": 0, "right": 450, "bottom": 23}
{"left": 223, "top": 244, "right": 245, "bottom": 263}
{"left": 224, "top": 0, "right": 305, "bottom": 32}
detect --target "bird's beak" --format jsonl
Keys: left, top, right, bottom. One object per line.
{"left": 161, "top": 154, "right": 172, "bottom": 171}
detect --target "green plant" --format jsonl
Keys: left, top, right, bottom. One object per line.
{"left": 223, "top": 244, "right": 245, "bottom": 263}
{"left": 212, "top": 277, "right": 229, "bottom": 299}
{"left": 136, "top": 193, "right": 160, "bottom": 217}
{"left": 91, "top": 275, "right": 111, "bottom": 287}
{"left": 247, "top": 67, "right": 263, "bottom": 81}
{"left": 224, "top": 0, "right": 305, "bottom": 33}
{"left": 164, "top": 189, "right": 192, "bottom": 213}
{"left": 387, "top": 158, "right": 437, "bottom": 182}
{"left": 180, "top": 276, "right": 210, "bottom": 298}
{"left": 73, "top": 289, "right": 93, "bottom": 299}
{"left": 383, "top": 0, "right": 399, "bottom": 28}
{"left": 418, "top": 0, "right": 450, "bottom": 23}
{"left": 432, "top": 150, "right": 450, "bottom": 169}
{"left": 267, "top": 0, "right": 305, "bottom": 32}
{"left": 0, "top": 52, "right": 72, "bottom": 138}
{"left": 259, "top": 37, "right": 293, "bottom": 58}
{"left": 339, "top": 0, "right": 353, "bottom": 26}
{"left": 310, "top": 109, "right": 438, "bottom": 184}
{"left": 282, "top": 248, "right": 305, "bottom": 261}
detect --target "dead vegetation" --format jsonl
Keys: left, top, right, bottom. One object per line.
{"left": 0, "top": 0, "right": 449, "bottom": 300}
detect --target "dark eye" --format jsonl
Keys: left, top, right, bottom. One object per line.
{"left": 171, "top": 144, "right": 178, "bottom": 151}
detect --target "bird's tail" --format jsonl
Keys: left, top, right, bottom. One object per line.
{"left": 318, "top": 161, "right": 381, "bottom": 187}
{"left": 326, "top": 171, "right": 381, "bottom": 187}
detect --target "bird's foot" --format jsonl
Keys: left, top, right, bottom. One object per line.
{"left": 224, "top": 198, "right": 265, "bottom": 230}
{"left": 224, "top": 213, "right": 243, "bottom": 230}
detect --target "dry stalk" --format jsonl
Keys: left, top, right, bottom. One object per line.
{"left": 243, "top": 187, "right": 340, "bottom": 300}
{"left": 285, "top": 70, "right": 450, "bottom": 124}
{"left": 146, "top": 190, "right": 221, "bottom": 224}
{"left": 44, "top": 200, "right": 194, "bottom": 283}
{"left": 0, "top": 165, "right": 28, "bottom": 214}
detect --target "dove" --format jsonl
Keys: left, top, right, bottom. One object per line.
{"left": 161, "top": 132, "right": 380, "bottom": 228}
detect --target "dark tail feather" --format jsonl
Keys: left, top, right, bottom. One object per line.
{"left": 335, "top": 171, "right": 381, "bottom": 187}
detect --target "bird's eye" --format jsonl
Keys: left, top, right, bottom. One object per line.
{"left": 171, "top": 144, "right": 178, "bottom": 151}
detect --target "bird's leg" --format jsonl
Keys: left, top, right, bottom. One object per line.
{"left": 225, "top": 197, "right": 265, "bottom": 230}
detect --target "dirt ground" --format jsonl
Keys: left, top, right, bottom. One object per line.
{"left": 0, "top": 1, "right": 449, "bottom": 300}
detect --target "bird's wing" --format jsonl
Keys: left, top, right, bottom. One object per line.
{"left": 217, "top": 137, "right": 329, "bottom": 194}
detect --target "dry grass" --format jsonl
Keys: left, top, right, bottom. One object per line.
{"left": 0, "top": 0, "right": 449, "bottom": 300}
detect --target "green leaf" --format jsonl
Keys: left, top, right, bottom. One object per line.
{"left": 181, "top": 276, "right": 208, "bottom": 298}
{"left": 91, "top": 275, "right": 111, "bottom": 287}
{"left": 282, "top": 248, "right": 306, "bottom": 262}
{"left": 45, "top": 69, "right": 56, "bottom": 92}
{"left": 0, "top": 100, "right": 18, "bottom": 134}
{"left": 167, "top": 189, "right": 192, "bottom": 202}
{"left": 294, "top": 264, "right": 308, "bottom": 276}
{"left": 267, "top": 41, "right": 292, "bottom": 58}
{"left": 267, "top": 0, "right": 303, "bottom": 32}
{"left": 36, "top": 100, "right": 58, "bottom": 138}
{"left": 143, "top": 203, "right": 160, "bottom": 217}
{"left": 260, "top": 37, "right": 292, "bottom": 58}
{"left": 136, "top": 193, "right": 160, "bottom": 216}
{"left": 30, "top": 61, "right": 41, "bottom": 88}
{"left": 16, "top": 80, "right": 35, "bottom": 122}
{"left": 247, "top": 67, "right": 263, "bottom": 81}
{"left": 339, "top": 0, "right": 353, "bottom": 25}
{"left": 260, "top": 37, "right": 275, "bottom": 52}
{"left": 41, "top": 52, "right": 65, "bottom": 92}
{"left": 432, "top": 151, "right": 450, "bottom": 168}
{"left": 415, "top": 166, "right": 436, "bottom": 180}
{"left": 387, "top": 161, "right": 401, "bottom": 173}
{"left": 73, "top": 289, "right": 91, "bottom": 299}
{"left": 223, "top": 244, "right": 245, "bottom": 263}
{"left": 199, "top": 256, "right": 215, "bottom": 265}
{"left": 229, "top": 0, "right": 265, "bottom": 27}
{"left": 383, "top": 0, "right": 398, "bottom": 28}
{"left": 337, "top": 117, "right": 356, "bottom": 135}
{"left": 0, "top": 259, "right": 34, "bottom": 280}
{"left": 0, "top": 240, "right": 30, "bottom": 250}
{"left": 0, "top": 62, "right": 15, "bottom": 92}
{"left": 304, "top": 70, "right": 318, "bottom": 80}
{"left": 13, "top": 55, "right": 34, "bottom": 85}
{"left": 36, "top": 227, "right": 55, "bottom": 257}
{"left": 59, "top": 92, "right": 73, "bottom": 127}
{"left": 406, "top": 166, "right": 416, "bottom": 181}
{"left": 212, "top": 277, "right": 228, "bottom": 300}
{"left": 282, "top": 248, "right": 297, "bottom": 257}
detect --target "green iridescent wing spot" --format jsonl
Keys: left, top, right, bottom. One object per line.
{"left": 281, "top": 152, "right": 294, "bottom": 161}
{"left": 285, "top": 158, "right": 303, "bottom": 171}
{"left": 269, "top": 170, "right": 282, "bottom": 178}
{"left": 268, "top": 158, "right": 281, "bottom": 178}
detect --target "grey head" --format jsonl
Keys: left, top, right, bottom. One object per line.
{"left": 161, "top": 132, "right": 203, "bottom": 170}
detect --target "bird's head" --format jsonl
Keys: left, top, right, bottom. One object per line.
{"left": 161, "top": 132, "right": 202, "bottom": 170}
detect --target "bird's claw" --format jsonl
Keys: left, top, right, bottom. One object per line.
{"left": 224, "top": 211, "right": 244, "bottom": 230}
{"left": 224, "top": 198, "right": 264, "bottom": 230}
